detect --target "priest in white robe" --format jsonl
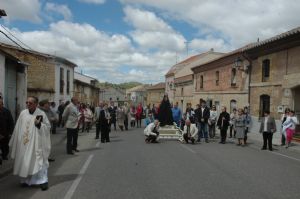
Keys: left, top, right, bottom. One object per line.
{"left": 9, "top": 96, "right": 51, "bottom": 191}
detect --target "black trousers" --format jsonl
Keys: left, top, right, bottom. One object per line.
{"left": 96, "top": 122, "right": 101, "bottom": 138}
{"left": 66, "top": 128, "right": 78, "bottom": 153}
{"left": 0, "top": 137, "right": 10, "bottom": 158}
{"left": 101, "top": 130, "right": 110, "bottom": 143}
{"left": 145, "top": 135, "right": 157, "bottom": 143}
{"left": 281, "top": 134, "right": 286, "bottom": 145}
{"left": 124, "top": 117, "right": 128, "bottom": 130}
{"left": 183, "top": 134, "right": 195, "bottom": 144}
{"left": 262, "top": 132, "right": 273, "bottom": 150}
{"left": 244, "top": 127, "right": 248, "bottom": 143}
{"left": 220, "top": 128, "right": 227, "bottom": 143}
{"left": 51, "top": 121, "right": 57, "bottom": 134}
{"left": 137, "top": 119, "right": 142, "bottom": 128}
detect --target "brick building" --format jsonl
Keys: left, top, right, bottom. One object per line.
{"left": 244, "top": 27, "right": 300, "bottom": 138}
{"left": 174, "top": 50, "right": 224, "bottom": 111}
{"left": 191, "top": 46, "right": 251, "bottom": 113}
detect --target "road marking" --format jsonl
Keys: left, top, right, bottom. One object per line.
{"left": 95, "top": 141, "right": 100, "bottom": 148}
{"left": 249, "top": 145, "right": 300, "bottom": 163}
{"left": 64, "top": 154, "right": 94, "bottom": 199}
{"left": 270, "top": 151, "right": 300, "bottom": 163}
{"left": 180, "top": 144, "right": 196, "bottom": 154}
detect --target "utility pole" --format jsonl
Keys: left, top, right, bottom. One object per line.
{"left": 184, "top": 41, "right": 190, "bottom": 56}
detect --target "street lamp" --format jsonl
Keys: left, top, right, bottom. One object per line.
{"left": 0, "top": 9, "right": 7, "bottom": 18}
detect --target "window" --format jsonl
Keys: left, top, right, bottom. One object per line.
{"left": 216, "top": 71, "right": 219, "bottom": 86}
{"left": 59, "top": 68, "right": 64, "bottom": 94}
{"left": 195, "top": 74, "right": 200, "bottom": 91}
{"left": 231, "top": 68, "right": 237, "bottom": 86}
{"left": 181, "top": 87, "right": 184, "bottom": 96}
{"left": 67, "top": 70, "right": 70, "bottom": 94}
{"left": 230, "top": 99, "right": 237, "bottom": 113}
{"left": 262, "top": 59, "right": 270, "bottom": 82}
{"left": 260, "top": 95, "right": 270, "bottom": 117}
{"left": 200, "top": 75, "right": 203, "bottom": 88}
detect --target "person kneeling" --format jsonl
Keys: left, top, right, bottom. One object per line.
{"left": 144, "top": 120, "right": 160, "bottom": 143}
{"left": 183, "top": 119, "right": 198, "bottom": 144}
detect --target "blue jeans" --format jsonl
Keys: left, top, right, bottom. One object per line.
{"left": 197, "top": 122, "right": 208, "bottom": 141}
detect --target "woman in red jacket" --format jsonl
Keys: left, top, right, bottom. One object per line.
{"left": 136, "top": 103, "right": 143, "bottom": 128}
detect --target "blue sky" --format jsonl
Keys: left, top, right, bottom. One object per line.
{"left": 1, "top": 0, "right": 300, "bottom": 83}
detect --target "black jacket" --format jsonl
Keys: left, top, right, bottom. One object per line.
{"left": 99, "top": 110, "right": 110, "bottom": 132}
{"left": 217, "top": 111, "right": 230, "bottom": 130}
{"left": 0, "top": 107, "right": 14, "bottom": 138}
{"left": 195, "top": 106, "right": 210, "bottom": 123}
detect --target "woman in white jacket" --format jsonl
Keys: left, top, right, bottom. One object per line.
{"left": 282, "top": 110, "right": 299, "bottom": 148}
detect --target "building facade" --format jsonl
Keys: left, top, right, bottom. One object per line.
{"left": 0, "top": 49, "right": 27, "bottom": 120}
{"left": 192, "top": 48, "right": 250, "bottom": 114}
{"left": 174, "top": 50, "right": 224, "bottom": 111}
{"left": 0, "top": 43, "right": 76, "bottom": 110}
{"left": 74, "top": 72, "right": 100, "bottom": 106}
{"left": 146, "top": 83, "right": 165, "bottom": 107}
{"left": 245, "top": 27, "right": 300, "bottom": 139}
{"left": 99, "top": 86, "right": 127, "bottom": 105}
{"left": 126, "top": 85, "right": 149, "bottom": 106}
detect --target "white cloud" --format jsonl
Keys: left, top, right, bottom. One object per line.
{"left": 1, "top": 0, "right": 42, "bottom": 23}
{"left": 45, "top": 3, "right": 72, "bottom": 21}
{"left": 78, "top": 0, "right": 106, "bottom": 4}
{"left": 124, "top": 6, "right": 186, "bottom": 51}
{"left": 120, "top": 0, "right": 300, "bottom": 48}
{"left": 0, "top": 21, "right": 176, "bottom": 83}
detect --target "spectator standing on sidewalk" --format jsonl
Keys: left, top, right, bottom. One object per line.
{"left": 0, "top": 98, "right": 14, "bottom": 162}
{"left": 100, "top": 103, "right": 111, "bottom": 143}
{"left": 229, "top": 108, "right": 237, "bottom": 138}
{"left": 39, "top": 100, "right": 55, "bottom": 162}
{"left": 195, "top": 99, "right": 210, "bottom": 143}
{"left": 280, "top": 108, "right": 290, "bottom": 146}
{"left": 243, "top": 107, "right": 251, "bottom": 144}
{"left": 235, "top": 109, "right": 246, "bottom": 146}
{"left": 217, "top": 106, "right": 230, "bottom": 144}
{"left": 259, "top": 110, "right": 276, "bottom": 151}
{"left": 62, "top": 97, "right": 80, "bottom": 155}
{"left": 57, "top": 101, "right": 65, "bottom": 127}
{"left": 208, "top": 105, "right": 218, "bottom": 138}
{"left": 50, "top": 102, "right": 58, "bottom": 134}
{"left": 94, "top": 102, "right": 103, "bottom": 139}
{"left": 283, "top": 110, "right": 299, "bottom": 148}
{"left": 84, "top": 105, "right": 93, "bottom": 133}
{"left": 172, "top": 102, "right": 182, "bottom": 127}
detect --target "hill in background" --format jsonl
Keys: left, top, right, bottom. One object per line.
{"left": 98, "top": 81, "right": 142, "bottom": 90}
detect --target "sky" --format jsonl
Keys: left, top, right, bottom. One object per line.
{"left": 0, "top": 0, "right": 300, "bottom": 83}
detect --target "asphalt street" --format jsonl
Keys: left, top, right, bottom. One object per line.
{"left": 0, "top": 126, "right": 300, "bottom": 199}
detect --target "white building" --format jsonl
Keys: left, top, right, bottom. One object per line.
{"left": 0, "top": 49, "right": 28, "bottom": 120}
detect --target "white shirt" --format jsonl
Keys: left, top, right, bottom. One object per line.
{"left": 264, "top": 116, "right": 269, "bottom": 132}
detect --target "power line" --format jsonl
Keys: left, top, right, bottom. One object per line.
{"left": 0, "top": 25, "right": 33, "bottom": 50}
{"left": 0, "top": 30, "right": 25, "bottom": 50}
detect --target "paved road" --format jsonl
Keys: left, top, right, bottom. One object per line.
{"left": 1, "top": 127, "right": 300, "bottom": 199}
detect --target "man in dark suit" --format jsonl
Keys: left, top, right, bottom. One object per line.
{"left": 100, "top": 103, "right": 111, "bottom": 143}
{"left": 108, "top": 102, "right": 117, "bottom": 131}
{"left": 259, "top": 110, "right": 276, "bottom": 151}
{"left": 195, "top": 99, "right": 210, "bottom": 143}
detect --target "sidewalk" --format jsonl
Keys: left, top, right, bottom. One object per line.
{"left": 248, "top": 131, "right": 300, "bottom": 153}
{"left": 0, "top": 128, "right": 67, "bottom": 179}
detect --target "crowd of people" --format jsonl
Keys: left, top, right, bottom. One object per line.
{"left": 0, "top": 93, "right": 299, "bottom": 192}
{"left": 143, "top": 95, "right": 299, "bottom": 151}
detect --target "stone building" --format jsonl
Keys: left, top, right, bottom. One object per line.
{"left": 74, "top": 72, "right": 100, "bottom": 106}
{"left": 165, "top": 55, "right": 203, "bottom": 103}
{"left": 244, "top": 27, "right": 300, "bottom": 138}
{"left": 99, "top": 86, "right": 127, "bottom": 105}
{"left": 191, "top": 46, "right": 251, "bottom": 113}
{"left": 146, "top": 82, "right": 165, "bottom": 107}
{"left": 126, "top": 85, "right": 149, "bottom": 106}
{"left": 174, "top": 50, "right": 224, "bottom": 111}
{"left": 0, "top": 49, "right": 28, "bottom": 120}
{"left": 0, "top": 42, "right": 76, "bottom": 110}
